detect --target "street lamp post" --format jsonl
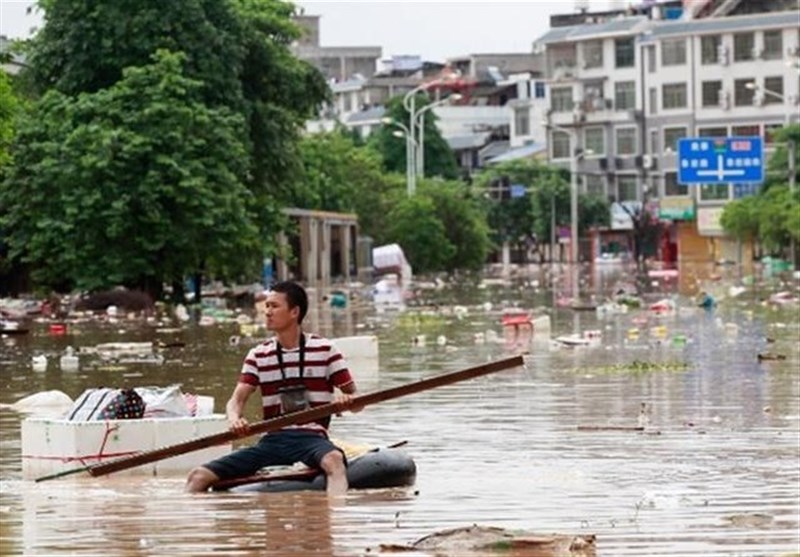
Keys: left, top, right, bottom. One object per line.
{"left": 382, "top": 118, "right": 417, "bottom": 196}
{"left": 543, "top": 120, "right": 580, "bottom": 267}
{"left": 413, "top": 93, "right": 463, "bottom": 179}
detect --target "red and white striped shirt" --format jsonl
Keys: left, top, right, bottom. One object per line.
{"left": 238, "top": 332, "right": 354, "bottom": 431}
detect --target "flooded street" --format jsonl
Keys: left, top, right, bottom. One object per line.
{"left": 1, "top": 266, "right": 799, "bottom": 556}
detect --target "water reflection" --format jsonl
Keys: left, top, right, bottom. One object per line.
{"left": 1, "top": 269, "right": 799, "bottom": 556}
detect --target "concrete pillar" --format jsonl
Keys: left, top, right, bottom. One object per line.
{"left": 339, "top": 225, "right": 352, "bottom": 281}
{"left": 276, "top": 232, "right": 289, "bottom": 281}
{"left": 303, "top": 217, "right": 319, "bottom": 284}
{"left": 319, "top": 221, "right": 331, "bottom": 283}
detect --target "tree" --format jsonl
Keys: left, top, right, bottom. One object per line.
{"left": 473, "top": 158, "right": 609, "bottom": 262}
{"left": 22, "top": 0, "right": 329, "bottom": 255}
{"left": 384, "top": 194, "right": 455, "bottom": 274}
{"left": 369, "top": 96, "right": 459, "bottom": 180}
{"left": 420, "top": 179, "right": 491, "bottom": 272}
{"left": 291, "top": 129, "right": 404, "bottom": 242}
{"left": 0, "top": 50, "right": 260, "bottom": 296}
{"left": 0, "top": 71, "right": 19, "bottom": 172}
{"left": 721, "top": 124, "right": 800, "bottom": 257}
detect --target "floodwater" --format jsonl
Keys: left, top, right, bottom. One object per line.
{"left": 1, "top": 265, "right": 799, "bottom": 556}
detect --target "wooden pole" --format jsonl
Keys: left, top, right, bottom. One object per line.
{"left": 35, "top": 355, "right": 524, "bottom": 482}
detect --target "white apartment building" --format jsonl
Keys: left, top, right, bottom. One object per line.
{"left": 510, "top": 9, "right": 799, "bottom": 262}
{"left": 520, "top": 10, "right": 799, "bottom": 207}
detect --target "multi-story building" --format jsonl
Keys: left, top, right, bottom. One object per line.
{"left": 518, "top": 5, "right": 799, "bottom": 265}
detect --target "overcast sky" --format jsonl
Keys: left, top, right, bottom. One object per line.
{"left": 1, "top": 0, "right": 622, "bottom": 62}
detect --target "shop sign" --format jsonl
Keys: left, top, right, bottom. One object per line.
{"left": 659, "top": 197, "right": 695, "bottom": 220}
{"left": 697, "top": 206, "right": 725, "bottom": 236}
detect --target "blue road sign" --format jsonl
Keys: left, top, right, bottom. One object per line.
{"left": 678, "top": 136, "right": 764, "bottom": 185}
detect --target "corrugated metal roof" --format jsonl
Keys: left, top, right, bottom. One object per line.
{"left": 535, "top": 16, "right": 648, "bottom": 44}
{"left": 346, "top": 106, "right": 385, "bottom": 124}
{"left": 645, "top": 10, "right": 799, "bottom": 38}
{"left": 446, "top": 133, "right": 491, "bottom": 151}
{"left": 487, "top": 142, "right": 547, "bottom": 164}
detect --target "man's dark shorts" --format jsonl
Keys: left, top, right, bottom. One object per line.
{"left": 203, "top": 429, "right": 344, "bottom": 481}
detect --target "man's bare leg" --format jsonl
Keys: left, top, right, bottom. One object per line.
{"left": 185, "top": 466, "right": 220, "bottom": 493}
{"left": 319, "top": 450, "right": 348, "bottom": 497}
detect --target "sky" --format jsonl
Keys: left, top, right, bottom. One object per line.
{"left": 0, "top": 0, "right": 623, "bottom": 62}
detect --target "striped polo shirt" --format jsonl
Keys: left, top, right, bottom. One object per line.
{"left": 239, "top": 332, "right": 354, "bottom": 431}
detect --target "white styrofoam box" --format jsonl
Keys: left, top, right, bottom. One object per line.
{"left": 21, "top": 415, "right": 231, "bottom": 479}
{"left": 331, "top": 335, "right": 379, "bottom": 376}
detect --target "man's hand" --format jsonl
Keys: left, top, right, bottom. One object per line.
{"left": 229, "top": 416, "right": 250, "bottom": 437}
{"left": 334, "top": 392, "right": 363, "bottom": 415}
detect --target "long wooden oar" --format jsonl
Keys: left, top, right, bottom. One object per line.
{"left": 35, "top": 354, "right": 524, "bottom": 482}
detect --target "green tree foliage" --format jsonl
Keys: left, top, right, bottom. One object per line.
{"left": 23, "top": 0, "right": 328, "bottom": 237}
{"left": 721, "top": 124, "right": 800, "bottom": 254}
{"left": 0, "top": 71, "right": 19, "bottom": 172}
{"left": 474, "top": 158, "right": 609, "bottom": 259}
{"left": 383, "top": 195, "right": 455, "bottom": 274}
{"left": 369, "top": 96, "right": 459, "bottom": 180}
{"left": 292, "top": 130, "right": 404, "bottom": 241}
{"left": 419, "top": 179, "right": 491, "bottom": 272}
{"left": 0, "top": 51, "right": 259, "bottom": 294}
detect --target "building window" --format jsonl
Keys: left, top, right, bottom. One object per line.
{"left": 732, "top": 125, "right": 759, "bottom": 137}
{"left": 661, "top": 38, "right": 687, "bottom": 66}
{"left": 647, "top": 46, "right": 656, "bottom": 73}
{"left": 585, "top": 127, "right": 605, "bottom": 155}
{"left": 585, "top": 175, "right": 605, "bottom": 197}
{"left": 701, "top": 80, "right": 722, "bottom": 107}
{"left": 551, "top": 87, "right": 574, "bottom": 112}
{"left": 701, "top": 35, "right": 721, "bottom": 65}
{"left": 343, "top": 93, "right": 353, "bottom": 112}
{"left": 699, "top": 184, "right": 729, "bottom": 201}
{"left": 616, "top": 128, "right": 637, "bottom": 155}
{"left": 617, "top": 175, "right": 638, "bottom": 201}
{"left": 663, "top": 127, "right": 687, "bottom": 153}
{"left": 615, "top": 37, "right": 635, "bottom": 68}
{"left": 664, "top": 172, "right": 688, "bottom": 196}
{"left": 650, "top": 129, "right": 658, "bottom": 154}
{"left": 763, "top": 76, "right": 784, "bottom": 104}
{"left": 763, "top": 30, "right": 782, "bottom": 60}
{"left": 698, "top": 126, "right": 727, "bottom": 137}
{"left": 534, "top": 81, "right": 546, "bottom": 98}
{"left": 552, "top": 130, "right": 571, "bottom": 159}
{"left": 514, "top": 107, "right": 530, "bottom": 136}
{"left": 582, "top": 40, "right": 603, "bottom": 69}
{"left": 734, "top": 78, "right": 755, "bottom": 106}
{"left": 614, "top": 81, "right": 636, "bottom": 110}
{"left": 764, "top": 123, "right": 782, "bottom": 145}
{"left": 733, "top": 32, "right": 754, "bottom": 61}
{"left": 649, "top": 87, "right": 657, "bottom": 115}
{"left": 662, "top": 83, "right": 687, "bottom": 109}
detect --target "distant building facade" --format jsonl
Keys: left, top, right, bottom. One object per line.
{"left": 521, "top": 4, "right": 799, "bottom": 265}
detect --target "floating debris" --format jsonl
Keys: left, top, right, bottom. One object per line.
{"left": 567, "top": 361, "right": 689, "bottom": 374}
{"left": 379, "top": 525, "right": 596, "bottom": 556}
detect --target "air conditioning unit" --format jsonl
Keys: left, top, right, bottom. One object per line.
{"left": 573, "top": 107, "right": 586, "bottom": 123}
{"left": 787, "top": 45, "right": 800, "bottom": 58}
{"left": 753, "top": 92, "right": 765, "bottom": 106}
{"left": 598, "top": 157, "right": 609, "bottom": 170}
{"left": 592, "top": 97, "right": 606, "bottom": 111}
{"left": 791, "top": 94, "right": 800, "bottom": 105}
{"left": 640, "top": 154, "right": 656, "bottom": 170}
{"left": 581, "top": 60, "right": 590, "bottom": 70}
{"left": 751, "top": 47, "right": 763, "bottom": 60}
{"left": 614, "top": 157, "right": 624, "bottom": 169}
{"left": 717, "top": 45, "right": 729, "bottom": 66}
{"left": 628, "top": 109, "right": 643, "bottom": 120}
{"left": 718, "top": 90, "right": 731, "bottom": 110}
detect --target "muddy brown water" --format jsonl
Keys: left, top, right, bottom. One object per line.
{"left": 1, "top": 269, "right": 799, "bottom": 556}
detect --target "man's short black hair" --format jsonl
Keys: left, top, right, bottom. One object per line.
{"left": 269, "top": 281, "right": 308, "bottom": 323}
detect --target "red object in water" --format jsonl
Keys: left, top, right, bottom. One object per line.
{"left": 501, "top": 312, "right": 532, "bottom": 327}
{"left": 49, "top": 323, "right": 67, "bottom": 335}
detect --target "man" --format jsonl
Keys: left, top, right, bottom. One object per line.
{"left": 186, "top": 281, "right": 359, "bottom": 494}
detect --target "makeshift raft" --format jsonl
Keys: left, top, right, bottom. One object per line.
{"left": 215, "top": 446, "right": 416, "bottom": 493}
